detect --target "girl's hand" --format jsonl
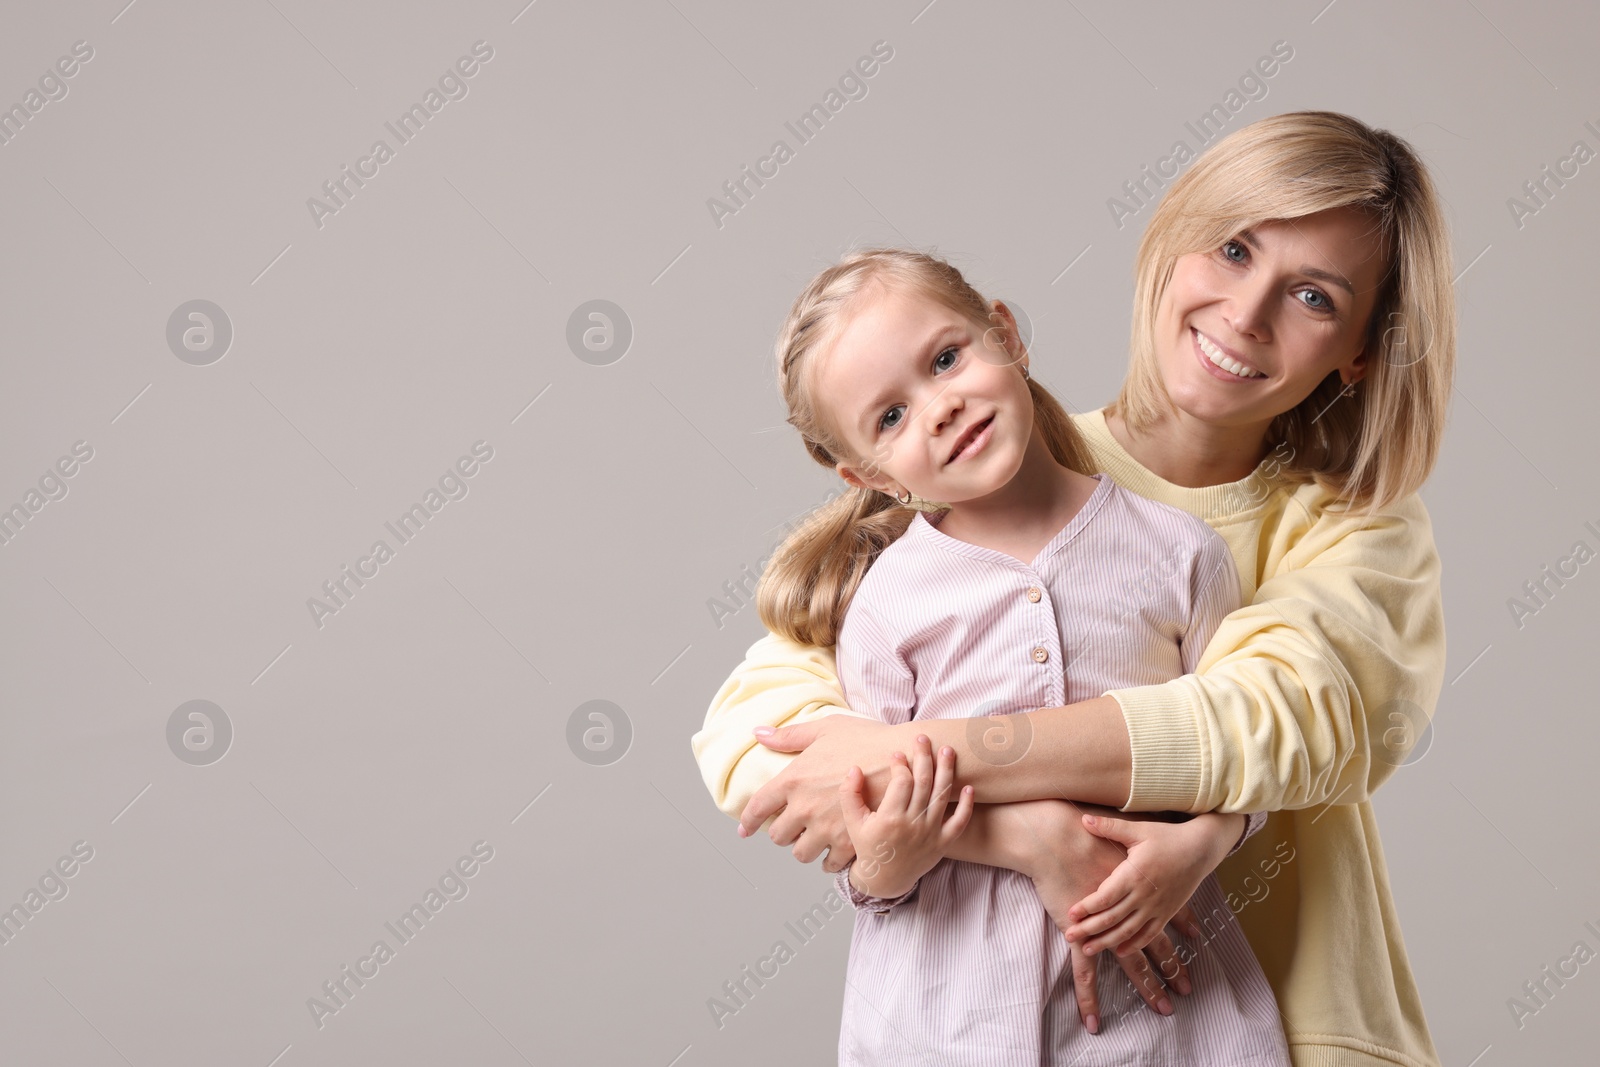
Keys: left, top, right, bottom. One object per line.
{"left": 1063, "top": 811, "right": 1245, "bottom": 957}
{"left": 839, "top": 735, "right": 974, "bottom": 899}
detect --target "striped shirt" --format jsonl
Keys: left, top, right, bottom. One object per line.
{"left": 829, "top": 472, "right": 1290, "bottom": 1066}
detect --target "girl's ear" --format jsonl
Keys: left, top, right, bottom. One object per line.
{"left": 835, "top": 460, "right": 896, "bottom": 497}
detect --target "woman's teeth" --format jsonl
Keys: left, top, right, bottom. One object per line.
{"left": 1195, "top": 330, "right": 1264, "bottom": 378}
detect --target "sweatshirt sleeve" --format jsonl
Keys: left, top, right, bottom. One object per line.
{"left": 690, "top": 631, "right": 868, "bottom": 822}
{"left": 1106, "top": 491, "right": 1446, "bottom": 815}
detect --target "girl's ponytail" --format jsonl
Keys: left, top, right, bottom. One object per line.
{"left": 756, "top": 485, "right": 914, "bottom": 648}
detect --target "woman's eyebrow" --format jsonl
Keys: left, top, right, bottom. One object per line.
{"left": 1237, "top": 228, "right": 1356, "bottom": 296}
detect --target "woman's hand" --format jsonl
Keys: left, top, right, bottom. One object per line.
{"left": 1002, "top": 799, "right": 1200, "bottom": 1032}
{"left": 840, "top": 736, "right": 974, "bottom": 898}
{"left": 736, "top": 714, "right": 900, "bottom": 872}
{"left": 1064, "top": 811, "right": 1244, "bottom": 957}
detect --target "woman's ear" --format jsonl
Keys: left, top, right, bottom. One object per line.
{"left": 1342, "top": 347, "right": 1369, "bottom": 386}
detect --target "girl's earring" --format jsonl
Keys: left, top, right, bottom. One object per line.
{"left": 1021, "top": 364, "right": 1030, "bottom": 380}
{"left": 894, "top": 488, "right": 913, "bottom": 505}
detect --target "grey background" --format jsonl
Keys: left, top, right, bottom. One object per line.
{"left": 1, "top": 0, "right": 1596, "bottom": 1064}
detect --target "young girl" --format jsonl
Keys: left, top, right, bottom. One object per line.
{"left": 760, "top": 247, "right": 1291, "bottom": 1064}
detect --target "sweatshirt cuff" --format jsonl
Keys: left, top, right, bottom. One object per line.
{"left": 1103, "top": 680, "right": 1205, "bottom": 811}
{"left": 835, "top": 862, "right": 919, "bottom": 914}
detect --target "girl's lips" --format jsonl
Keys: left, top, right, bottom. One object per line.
{"left": 1191, "top": 327, "right": 1265, "bottom": 383}
{"left": 947, "top": 415, "right": 994, "bottom": 464}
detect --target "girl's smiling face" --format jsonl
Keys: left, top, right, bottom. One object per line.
{"left": 812, "top": 280, "right": 1034, "bottom": 505}
{"left": 1155, "top": 205, "right": 1389, "bottom": 428}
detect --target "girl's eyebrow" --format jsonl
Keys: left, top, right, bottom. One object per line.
{"left": 853, "top": 324, "right": 955, "bottom": 435}
{"left": 1236, "top": 228, "right": 1355, "bottom": 297}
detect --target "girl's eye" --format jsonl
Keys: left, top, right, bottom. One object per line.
{"left": 877, "top": 347, "right": 960, "bottom": 432}
{"left": 1297, "top": 288, "right": 1333, "bottom": 312}
{"left": 1221, "top": 239, "right": 1248, "bottom": 263}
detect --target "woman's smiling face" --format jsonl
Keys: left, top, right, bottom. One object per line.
{"left": 811, "top": 280, "right": 1033, "bottom": 505}
{"left": 1154, "top": 205, "right": 1389, "bottom": 428}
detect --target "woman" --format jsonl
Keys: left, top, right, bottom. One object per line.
{"left": 692, "top": 110, "right": 1454, "bottom": 1067}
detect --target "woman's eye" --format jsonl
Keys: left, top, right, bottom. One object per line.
{"left": 878, "top": 405, "right": 905, "bottom": 432}
{"left": 1222, "top": 240, "right": 1247, "bottom": 263}
{"left": 934, "top": 346, "right": 959, "bottom": 372}
{"left": 1298, "top": 288, "right": 1332, "bottom": 311}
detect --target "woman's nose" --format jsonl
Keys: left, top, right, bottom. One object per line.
{"left": 1222, "top": 280, "right": 1273, "bottom": 341}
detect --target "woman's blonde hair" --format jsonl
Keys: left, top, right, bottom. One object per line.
{"left": 1113, "top": 110, "right": 1456, "bottom": 520}
{"left": 758, "top": 247, "right": 1095, "bottom": 647}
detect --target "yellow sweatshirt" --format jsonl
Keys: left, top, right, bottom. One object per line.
{"left": 691, "top": 406, "right": 1445, "bottom": 1067}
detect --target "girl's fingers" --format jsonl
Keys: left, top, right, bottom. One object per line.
{"left": 1067, "top": 892, "right": 1138, "bottom": 943}
{"left": 880, "top": 753, "right": 913, "bottom": 813}
{"left": 1090, "top": 911, "right": 1151, "bottom": 959}
{"left": 1069, "top": 943, "right": 1102, "bottom": 1036}
{"left": 837, "top": 767, "right": 869, "bottom": 827}
{"left": 907, "top": 735, "right": 934, "bottom": 814}
{"left": 1069, "top": 864, "right": 1138, "bottom": 922}
{"left": 1116, "top": 916, "right": 1166, "bottom": 957}
{"left": 926, "top": 744, "right": 957, "bottom": 818}
{"left": 939, "top": 784, "right": 975, "bottom": 845}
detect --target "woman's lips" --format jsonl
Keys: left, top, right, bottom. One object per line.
{"left": 1191, "top": 327, "right": 1265, "bottom": 382}
{"left": 947, "top": 415, "right": 994, "bottom": 464}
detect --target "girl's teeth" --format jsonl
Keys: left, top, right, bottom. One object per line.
{"left": 1196, "top": 330, "right": 1263, "bottom": 378}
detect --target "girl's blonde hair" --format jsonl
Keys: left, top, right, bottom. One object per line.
{"left": 758, "top": 247, "right": 1095, "bottom": 647}
{"left": 1113, "top": 110, "right": 1456, "bottom": 520}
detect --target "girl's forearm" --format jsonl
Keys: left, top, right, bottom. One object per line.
{"left": 891, "top": 697, "right": 1134, "bottom": 807}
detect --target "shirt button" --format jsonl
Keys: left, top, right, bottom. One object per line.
{"left": 1032, "top": 646, "right": 1049, "bottom": 663}
{"left": 1026, "top": 586, "right": 1042, "bottom": 602}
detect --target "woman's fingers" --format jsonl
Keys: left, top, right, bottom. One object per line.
{"left": 1115, "top": 949, "right": 1175, "bottom": 1017}
{"left": 1070, "top": 943, "right": 1102, "bottom": 1035}
{"left": 1173, "top": 901, "right": 1204, "bottom": 939}
{"left": 1145, "top": 930, "right": 1192, "bottom": 996}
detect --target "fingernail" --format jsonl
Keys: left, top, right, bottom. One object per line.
{"left": 752, "top": 726, "right": 774, "bottom": 737}
{"left": 1176, "top": 976, "right": 1192, "bottom": 996}
{"left": 1083, "top": 815, "right": 1096, "bottom": 825}
{"left": 1085, "top": 1014, "right": 1099, "bottom": 1035}
{"left": 1158, "top": 997, "right": 1173, "bottom": 1015}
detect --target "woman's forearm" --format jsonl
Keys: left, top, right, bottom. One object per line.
{"left": 891, "top": 697, "right": 1134, "bottom": 807}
